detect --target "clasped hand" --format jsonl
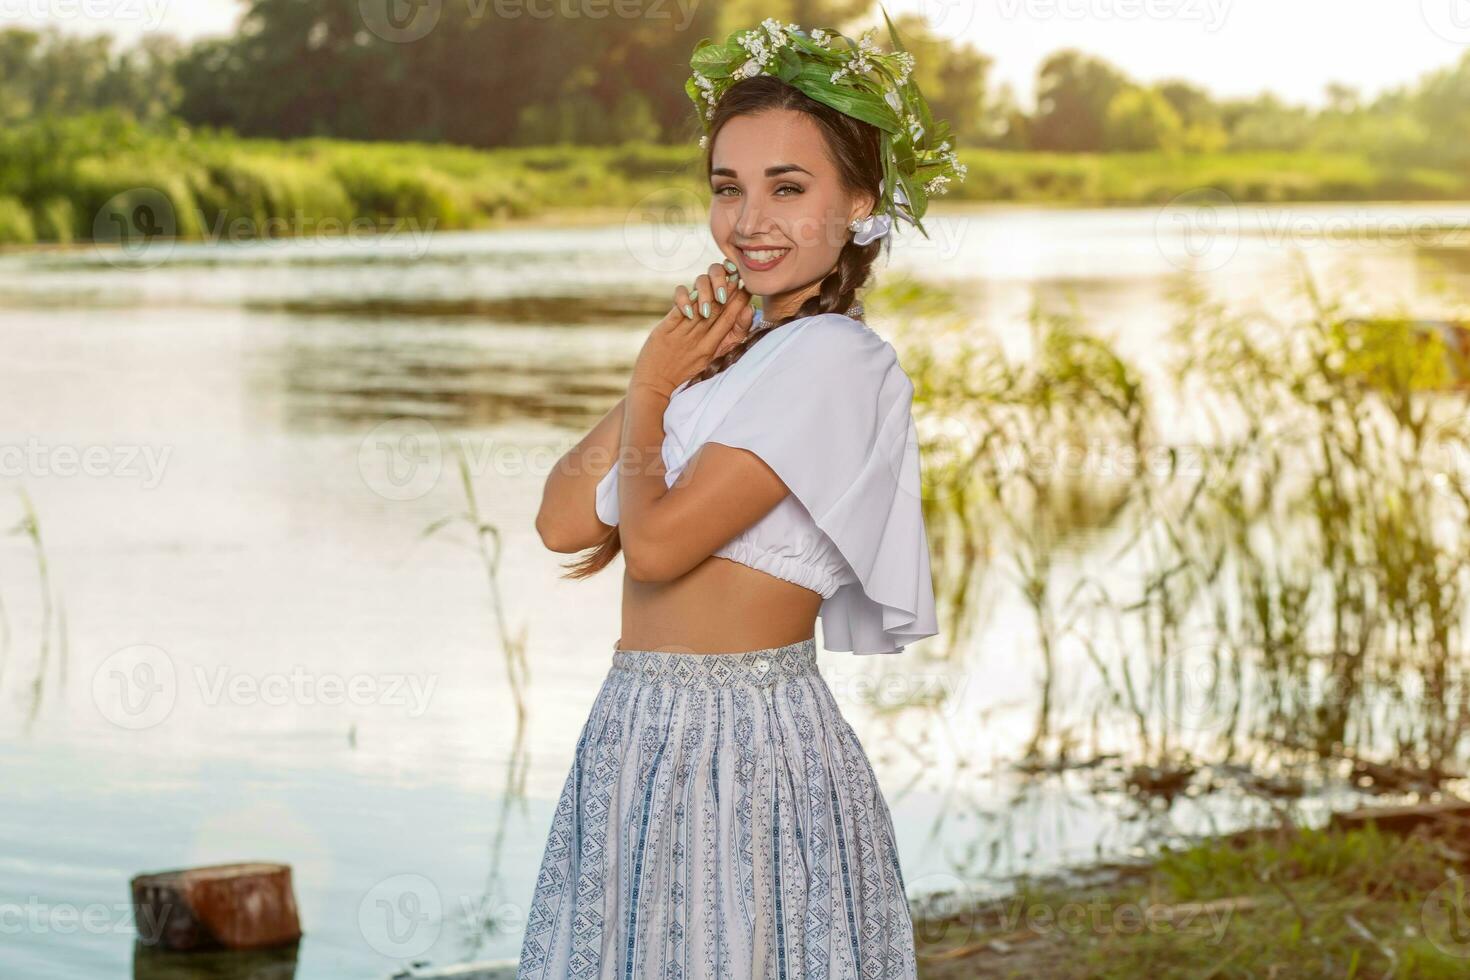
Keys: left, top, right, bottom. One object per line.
{"left": 630, "top": 258, "right": 756, "bottom": 399}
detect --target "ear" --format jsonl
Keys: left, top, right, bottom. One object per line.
{"left": 847, "top": 190, "right": 878, "bottom": 227}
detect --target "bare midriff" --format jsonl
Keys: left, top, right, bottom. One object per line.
{"left": 616, "top": 555, "right": 822, "bottom": 654}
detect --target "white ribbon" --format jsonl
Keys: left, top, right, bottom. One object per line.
{"left": 849, "top": 213, "right": 892, "bottom": 246}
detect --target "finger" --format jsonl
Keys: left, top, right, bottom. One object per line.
{"left": 691, "top": 273, "right": 713, "bottom": 318}
{"left": 715, "top": 259, "right": 744, "bottom": 301}
{"left": 672, "top": 283, "right": 696, "bottom": 319}
{"left": 707, "top": 261, "right": 734, "bottom": 302}
{"left": 696, "top": 287, "right": 750, "bottom": 350}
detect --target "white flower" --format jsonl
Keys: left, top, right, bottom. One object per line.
{"left": 810, "top": 28, "right": 830, "bottom": 46}
{"left": 698, "top": 134, "right": 709, "bottom": 150}
{"left": 692, "top": 71, "right": 718, "bottom": 107}
{"left": 924, "top": 174, "right": 951, "bottom": 195}
{"left": 736, "top": 29, "right": 772, "bottom": 71}
{"left": 884, "top": 89, "right": 903, "bottom": 114}
{"left": 761, "top": 18, "right": 798, "bottom": 48}
{"left": 894, "top": 51, "right": 915, "bottom": 85}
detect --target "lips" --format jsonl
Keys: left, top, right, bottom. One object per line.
{"left": 738, "top": 246, "right": 790, "bottom": 271}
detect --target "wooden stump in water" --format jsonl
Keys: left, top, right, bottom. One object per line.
{"left": 131, "top": 862, "right": 302, "bottom": 952}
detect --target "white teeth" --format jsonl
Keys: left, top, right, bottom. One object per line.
{"left": 743, "top": 248, "right": 788, "bottom": 262}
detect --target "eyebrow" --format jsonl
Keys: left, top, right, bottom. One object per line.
{"left": 710, "top": 164, "right": 814, "bottom": 179}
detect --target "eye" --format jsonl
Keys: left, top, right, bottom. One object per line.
{"left": 712, "top": 184, "right": 804, "bottom": 197}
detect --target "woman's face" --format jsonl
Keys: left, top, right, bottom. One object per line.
{"left": 708, "top": 109, "right": 873, "bottom": 320}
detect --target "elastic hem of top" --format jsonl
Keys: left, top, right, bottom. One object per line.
{"left": 710, "top": 540, "right": 848, "bottom": 599}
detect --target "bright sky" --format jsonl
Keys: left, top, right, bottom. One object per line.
{"left": 5, "top": 0, "right": 1469, "bottom": 107}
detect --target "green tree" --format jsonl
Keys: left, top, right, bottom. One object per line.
{"left": 1104, "top": 86, "right": 1184, "bottom": 151}
{"left": 1221, "top": 93, "right": 1313, "bottom": 151}
{"left": 1031, "top": 50, "right": 1130, "bottom": 152}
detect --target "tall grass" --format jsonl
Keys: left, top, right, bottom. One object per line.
{"left": 902, "top": 268, "right": 1470, "bottom": 788}
{"left": 1, "top": 488, "right": 70, "bottom": 730}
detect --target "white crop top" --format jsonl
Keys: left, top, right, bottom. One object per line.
{"left": 594, "top": 309, "right": 939, "bottom": 655}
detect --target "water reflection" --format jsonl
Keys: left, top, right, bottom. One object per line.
{"left": 133, "top": 942, "right": 299, "bottom": 980}
{"left": 2, "top": 204, "right": 1469, "bottom": 978}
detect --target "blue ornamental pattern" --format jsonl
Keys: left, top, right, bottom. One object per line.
{"left": 516, "top": 636, "right": 918, "bottom": 979}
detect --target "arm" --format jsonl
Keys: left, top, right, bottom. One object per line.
{"left": 617, "top": 382, "right": 789, "bottom": 582}
{"left": 534, "top": 395, "right": 626, "bottom": 553}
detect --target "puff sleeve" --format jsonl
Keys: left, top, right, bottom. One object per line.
{"left": 696, "top": 314, "right": 940, "bottom": 655}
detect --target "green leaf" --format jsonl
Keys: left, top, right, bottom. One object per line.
{"left": 914, "top": 78, "right": 936, "bottom": 135}
{"left": 880, "top": 139, "right": 895, "bottom": 214}
{"left": 690, "top": 38, "right": 740, "bottom": 78}
{"left": 790, "top": 65, "right": 901, "bottom": 133}
{"left": 892, "top": 132, "right": 915, "bottom": 171}
{"left": 776, "top": 46, "right": 802, "bottom": 83}
{"left": 880, "top": 4, "right": 908, "bottom": 55}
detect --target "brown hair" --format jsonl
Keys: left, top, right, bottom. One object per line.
{"left": 560, "top": 73, "right": 890, "bottom": 580}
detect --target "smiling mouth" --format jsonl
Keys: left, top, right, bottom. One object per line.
{"left": 738, "top": 246, "right": 791, "bottom": 267}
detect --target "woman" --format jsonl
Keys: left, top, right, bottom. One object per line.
{"left": 518, "top": 17, "right": 963, "bottom": 980}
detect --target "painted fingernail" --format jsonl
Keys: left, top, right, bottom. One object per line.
{"left": 691, "top": 287, "right": 699, "bottom": 303}
{"left": 683, "top": 304, "right": 694, "bottom": 318}
{"left": 701, "top": 301, "right": 711, "bottom": 317}
{"left": 723, "top": 258, "right": 737, "bottom": 273}
{"left": 736, "top": 277, "right": 745, "bottom": 290}
{"left": 716, "top": 286, "right": 726, "bottom": 303}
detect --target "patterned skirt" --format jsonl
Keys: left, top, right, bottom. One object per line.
{"left": 515, "top": 635, "right": 918, "bottom": 980}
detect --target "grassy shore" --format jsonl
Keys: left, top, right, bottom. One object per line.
{"left": 3, "top": 114, "right": 1468, "bottom": 246}
{"left": 913, "top": 813, "right": 1470, "bottom": 978}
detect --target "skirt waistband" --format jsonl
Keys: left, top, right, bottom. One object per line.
{"left": 609, "top": 636, "right": 818, "bottom": 688}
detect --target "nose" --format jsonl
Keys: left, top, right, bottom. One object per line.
{"left": 734, "top": 198, "right": 771, "bottom": 240}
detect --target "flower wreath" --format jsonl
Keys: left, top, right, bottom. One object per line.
{"left": 685, "top": 6, "right": 967, "bottom": 242}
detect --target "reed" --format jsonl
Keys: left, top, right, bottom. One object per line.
{"left": 1, "top": 488, "right": 69, "bottom": 730}
{"left": 902, "top": 267, "right": 1470, "bottom": 791}
{"left": 420, "top": 440, "right": 531, "bottom": 723}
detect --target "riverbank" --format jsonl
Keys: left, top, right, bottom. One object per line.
{"left": 3, "top": 114, "right": 1468, "bottom": 245}
{"left": 912, "top": 803, "right": 1470, "bottom": 978}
